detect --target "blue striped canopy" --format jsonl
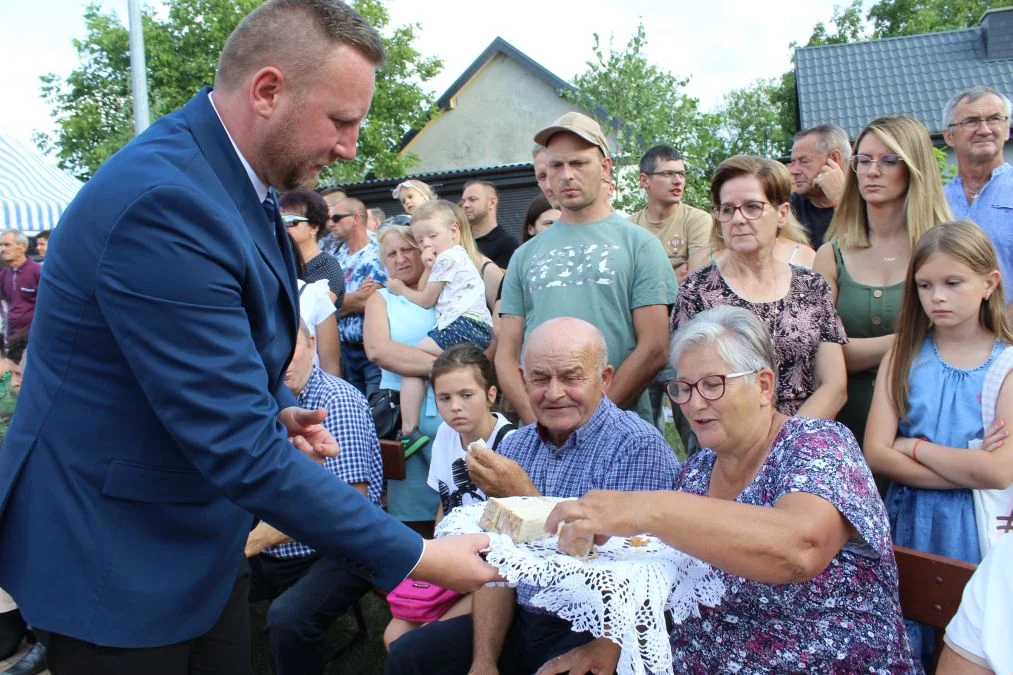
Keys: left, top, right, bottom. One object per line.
{"left": 0, "top": 132, "right": 82, "bottom": 233}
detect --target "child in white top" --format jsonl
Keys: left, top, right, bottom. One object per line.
{"left": 383, "top": 344, "right": 514, "bottom": 650}
{"left": 387, "top": 200, "right": 495, "bottom": 455}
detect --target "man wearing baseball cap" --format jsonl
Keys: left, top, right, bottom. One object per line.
{"left": 495, "top": 111, "right": 676, "bottom": 429}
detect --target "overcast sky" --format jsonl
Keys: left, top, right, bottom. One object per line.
{"left": 0, "top": 0, "right": 844, "bottom": 163}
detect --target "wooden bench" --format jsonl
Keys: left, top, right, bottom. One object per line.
{"left": 893, "top": 545, "right": 977, "bottom": 669}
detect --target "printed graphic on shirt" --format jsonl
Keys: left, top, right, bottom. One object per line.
{"left": 526, "top": 244, "right": 620, "bottom": 291}
{"left": 437, "top": 457, "right": 485, "bottom": 514}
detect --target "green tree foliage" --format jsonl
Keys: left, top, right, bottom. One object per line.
{"left": 868, "top": 0, "right": 1006, "bottom": 38}
{"left": 321, "top": 0, "right": 442, "bottom": 185}
{"left": 806, "top": 0, "right": 866, "bottom": 45}
{"left": 562, "top": 23, "right": 710, "bottom": 211}
{"left": 36, "top": 0, "right": 441, "bottom": 184}
{"left": 708, "top": 78, "right": 796, "bottom": 161}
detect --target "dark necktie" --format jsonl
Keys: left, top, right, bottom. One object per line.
{"left": 262, "top": 193, "right": 279, "bottom": 226}
{"left": 263, "top": 190, "right": 297, "bottom": 279}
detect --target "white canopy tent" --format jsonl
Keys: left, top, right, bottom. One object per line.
{"left": 0, "top": 131, "right": 82, "bottom": 233}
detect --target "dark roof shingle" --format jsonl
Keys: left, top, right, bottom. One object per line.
{"left": 796, "top": 26, "right": 1013, "bottom": 138}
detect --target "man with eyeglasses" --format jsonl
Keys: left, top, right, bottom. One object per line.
{"left": 629, "top": 145, "right": 711, "bottom": 284}
{"left": 328, "top": 197, "right": 385, "bottom": 397}
{"left": 942, "top": 86, "right": 1013, "bottom": 308}
{"left": 788, "top": 124, "right": 850, "bottom": 248}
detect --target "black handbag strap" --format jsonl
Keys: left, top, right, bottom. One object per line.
{"left": 490, "top": 420, "right": 516, "bottom": 450}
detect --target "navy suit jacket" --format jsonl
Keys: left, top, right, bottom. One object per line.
{"left": 0, "top": 89, "right": 423, "bottom": 648}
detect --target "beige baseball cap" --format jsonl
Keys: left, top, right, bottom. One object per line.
{"left": 534, "top": 112, "right": 611, "bottom": 159}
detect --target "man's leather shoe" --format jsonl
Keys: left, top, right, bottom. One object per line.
{"left": 1, "top": 643, "right": 46, "bottom": 675}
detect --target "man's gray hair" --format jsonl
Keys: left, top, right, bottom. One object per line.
{"left": 794, "top": 124, "right": 852, "bottom": 163}
{"left": 2, "top": 229, "right": 28, "bottom": 248}
{"left": 531, "top": 144, "right": 546, "bottom": 159}
{"left": 670, "top": 306, "right": 778, "bottom": 385}
{"left": 942, "top": 86, "right": 1013, "bottom": 130}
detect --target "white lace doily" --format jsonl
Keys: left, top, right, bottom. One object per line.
{"left": 437, "top": 498, "right": 725, "bottom": 675}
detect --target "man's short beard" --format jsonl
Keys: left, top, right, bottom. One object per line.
{"left": 262, "top": 94, "right": 319, "bottom": 191}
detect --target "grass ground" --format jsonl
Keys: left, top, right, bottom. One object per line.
{"left": 251, "top": 418, "right": 686, "bottom": 675}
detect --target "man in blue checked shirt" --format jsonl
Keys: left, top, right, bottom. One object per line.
{"left": 246, "top": 322, "right": 383, "bottom": 675}
{"left": 386, "top": 317, "right": 682, "bottom": 675}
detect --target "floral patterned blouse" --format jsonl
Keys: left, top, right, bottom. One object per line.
{"left": 672, "top": 263, "right": 847, "bottom": 415}
{"left": 671, "top": 417, "right": 920, "bottom": 673}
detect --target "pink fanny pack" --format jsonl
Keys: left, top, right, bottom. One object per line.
{"left": 386, "top": 579, "right": 463, "bottom": 624}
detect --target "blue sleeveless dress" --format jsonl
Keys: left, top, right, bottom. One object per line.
{"left": 885, "top": 335, "right": 999, "bottom": 663}
{"left": 377, "top": 288, "right": 441, "bottom": 522}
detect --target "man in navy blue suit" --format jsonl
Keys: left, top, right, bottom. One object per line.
{"left": 0, "top": 2, "right": 495, "bottom": 673}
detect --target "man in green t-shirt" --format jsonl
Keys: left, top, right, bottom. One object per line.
{"left": 496, "top": 112, "right": 676, "bottom": 424}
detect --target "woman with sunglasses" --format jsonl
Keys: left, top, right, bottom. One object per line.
{"left": 813, "top": 115, "right": 951, "bottom": 474}
{"left": 280, "top": 190, "right": 346, "bottom": 311}
{"left": 281, "top": 191, "right": 347, "bottom": 376}
{"left": 672, "top": 155, "right": 847, "bottom": 419}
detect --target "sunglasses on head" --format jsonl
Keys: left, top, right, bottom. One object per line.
{"left": 330, "top": 213, "right": 354, "bottom": 223}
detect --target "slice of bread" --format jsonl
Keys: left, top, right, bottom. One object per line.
{"left": 557, "top": 522, "right": 594, "bottom": 558}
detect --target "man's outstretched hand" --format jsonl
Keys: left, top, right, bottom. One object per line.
{"left": 278, "top": 406, "right": 340, "bottom": 463}
{"left": 410, "top": 534, "right": 501, "bottom": 593}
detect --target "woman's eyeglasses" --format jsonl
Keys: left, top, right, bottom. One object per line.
{"left": 665, "top": 371, "right": 758, "bottom": 404}
{"left": 713, "top": 201, "right": 769, "bottom": 222}
{"left": 849, "top": 154, "right": 904, "bottom": 174}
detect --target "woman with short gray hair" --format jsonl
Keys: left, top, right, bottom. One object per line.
{"left": 544, "top": 306, "right": 917, "bottom": 673}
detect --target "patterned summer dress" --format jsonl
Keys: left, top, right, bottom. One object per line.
{"left": 672, "top": 417, "right": 920, "bottom": 673}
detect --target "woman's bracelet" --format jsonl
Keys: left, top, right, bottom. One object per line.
{"left": 912, "top": 437, "right": 927, "bottom": 463}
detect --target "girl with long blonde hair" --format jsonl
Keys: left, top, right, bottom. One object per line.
{"left": 865, "top": 220, "right": 1013, "bottom": 664}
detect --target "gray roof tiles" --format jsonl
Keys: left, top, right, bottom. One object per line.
{"left": 796, "top": 26, "right": 1013, "bottom": 138}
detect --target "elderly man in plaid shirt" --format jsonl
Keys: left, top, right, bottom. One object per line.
{"left": 386, "top": 317, "right": 681, "bottom": 675}
{"left": 245, "top": 322, "right": 383, "bottom": 675}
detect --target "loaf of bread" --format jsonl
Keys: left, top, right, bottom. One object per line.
{"left": 479, "top": 496, "right": 595, "bottom": 557}
{"left": 480, "top": 496, "right": 558, "bottom": 543}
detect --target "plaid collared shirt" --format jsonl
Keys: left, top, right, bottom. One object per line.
{"left": 498, "top": 396, "right": 682, "bottom": 609}
{"left": 264, "top": 367, "right": 384, "bottom": 559}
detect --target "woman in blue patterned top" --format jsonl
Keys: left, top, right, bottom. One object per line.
{"left": 544, "top": 306, "right": 918, "bottom": 674}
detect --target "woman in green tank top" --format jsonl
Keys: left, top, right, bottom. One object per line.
{"left": 813, "top": 116, "right": 952, "bottom": 487}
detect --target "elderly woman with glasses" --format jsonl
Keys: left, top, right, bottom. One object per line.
{"left": 813, "top": 116, "right": 952, "bottom": 469}
{"left": 540, "top": 306, "right": 918, "bottom": 674}
{"left": 672, "top": 155, "right": 847, "bottom": 419}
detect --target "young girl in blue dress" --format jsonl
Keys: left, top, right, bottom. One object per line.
{"left": 866, "top": 219, "right": 1013, "bottom": 663}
